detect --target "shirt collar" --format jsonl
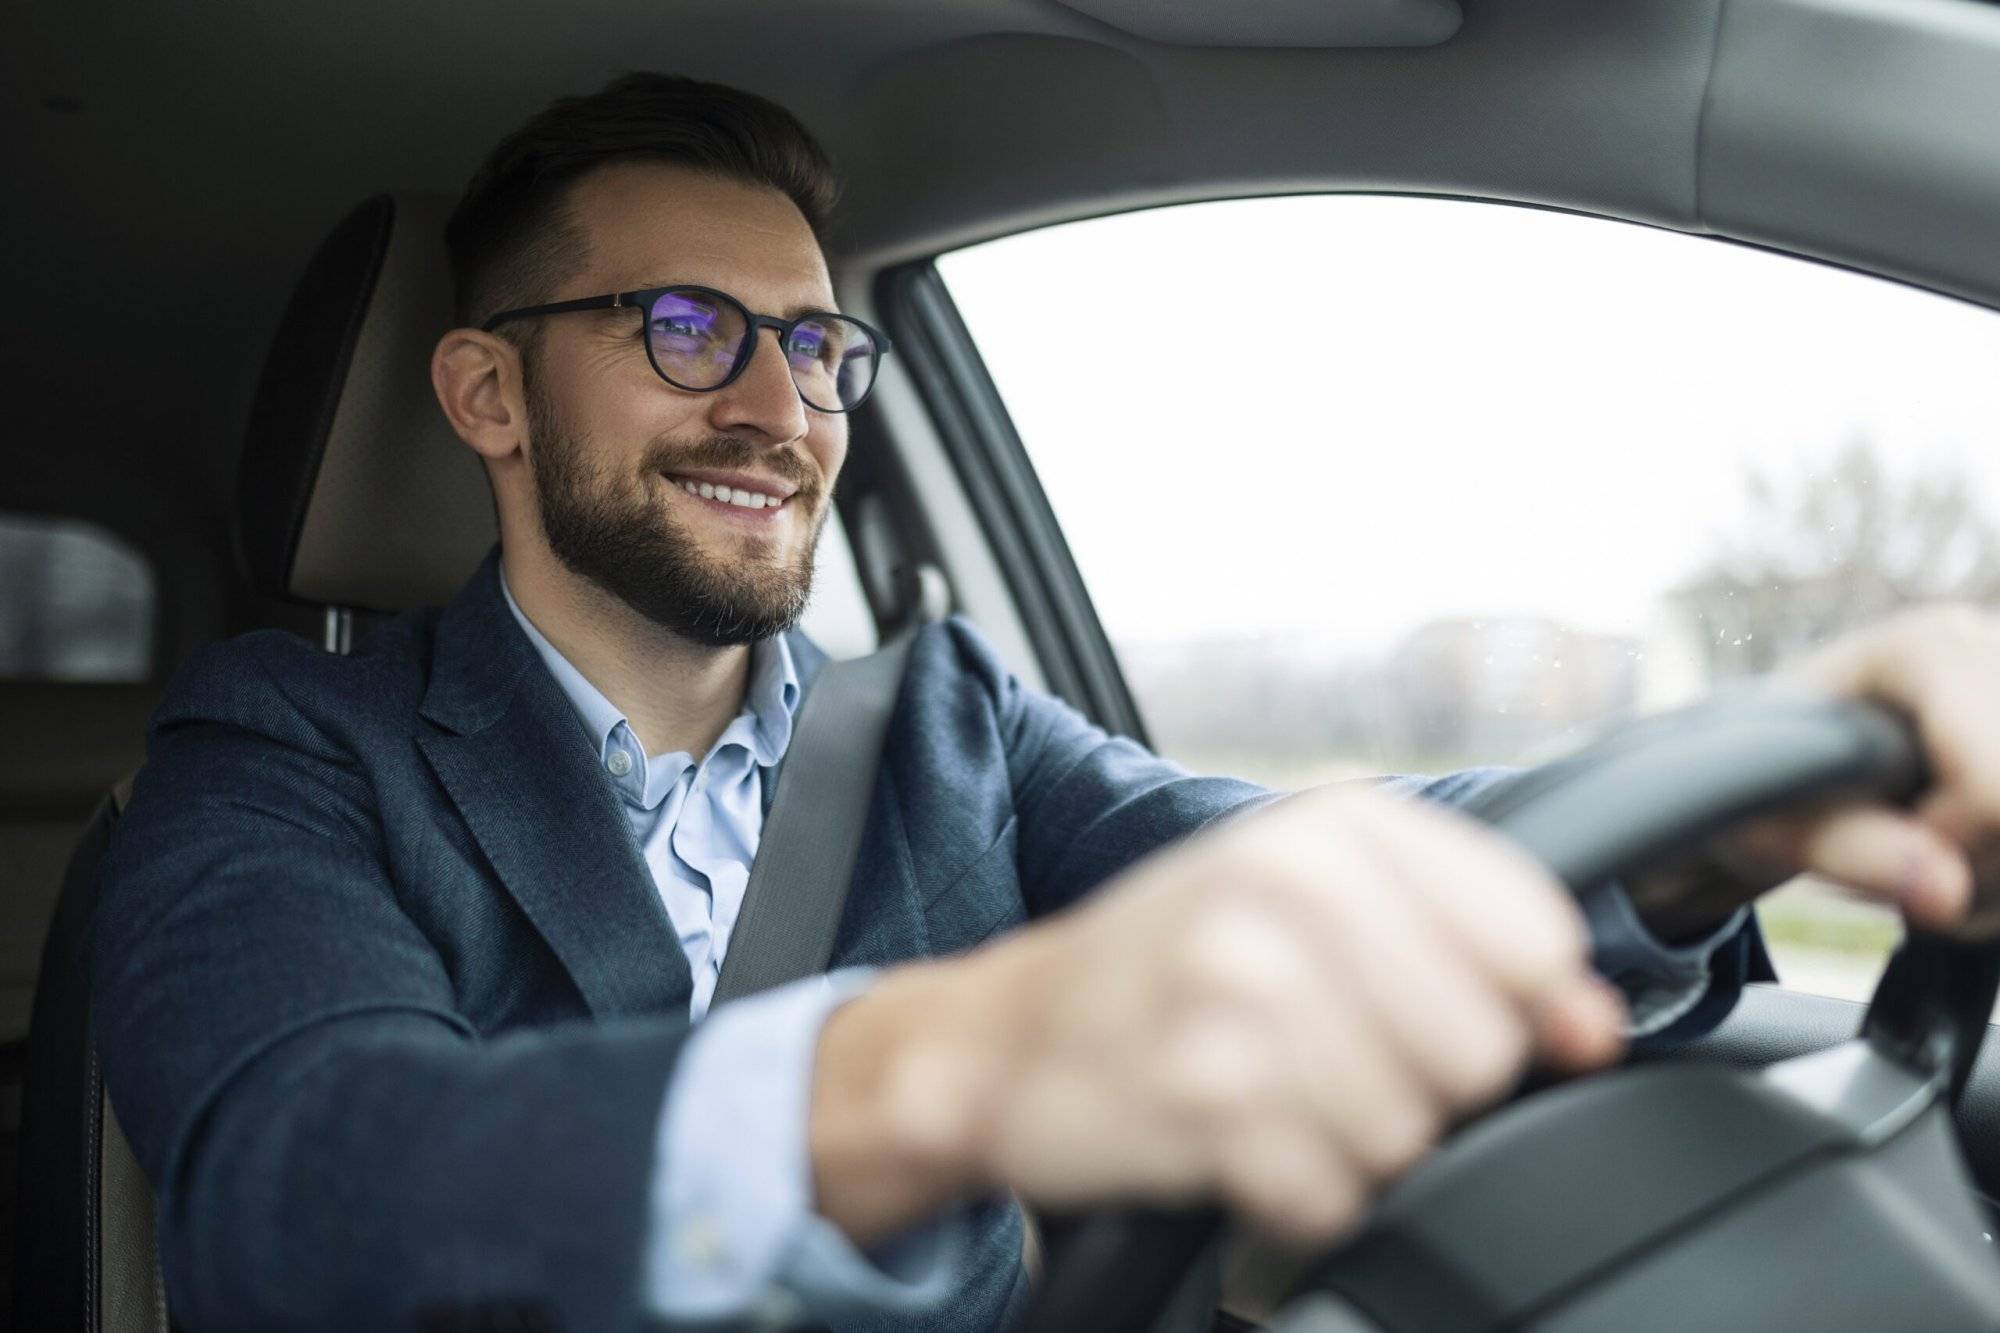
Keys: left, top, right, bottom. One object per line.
{"left": 499, "top": 567, "right": 800, "bottom": 791}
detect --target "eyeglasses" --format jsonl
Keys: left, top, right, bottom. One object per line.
{"left": 481, "top": 285, "right": 890, "bottom": 413}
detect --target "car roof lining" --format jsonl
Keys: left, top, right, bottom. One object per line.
{"left": 1051, "top": 0, "right": 1466, "bottom": 48}
{"left": 6, "top": 0, "right": 2000, "bottom": 520}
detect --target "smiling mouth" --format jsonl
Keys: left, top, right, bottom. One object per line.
{"left": 664, "top": 474, "right": 795, "bottom": 518}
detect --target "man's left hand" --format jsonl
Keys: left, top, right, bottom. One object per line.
{"left": 1630, "top": 603, "right": 2000, "bottom": 942}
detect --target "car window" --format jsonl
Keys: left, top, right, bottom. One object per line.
{"left": 0, "top": 514, "right": 155, "bottom": 682}
{"left": 938, "top": 194, "right": 2000, "bottom": 1008}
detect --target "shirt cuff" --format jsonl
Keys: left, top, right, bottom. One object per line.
{"left": 641, "top": 966, "right": 970, "bottom": 1325}
{"left": 1583, "top": 882, "right": 1749, "bottom": 1037}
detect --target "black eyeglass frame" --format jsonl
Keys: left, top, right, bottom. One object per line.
{"left": 480, "top": 284, "right": 893, "bottom": 413}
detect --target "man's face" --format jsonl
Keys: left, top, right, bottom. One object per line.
{"left": 518, "top": 162, "right": 847, "bottom": 646}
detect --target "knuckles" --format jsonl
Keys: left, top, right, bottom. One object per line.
{"left": 1151, "top": 1017, "right": 1266, "bottom": 1130}
{"left": 1219, "top": 1135, "right": 1363, "bottom": 1243}
{"left": 1431, "top": 1017, "right": 1533, "bottom": 1113}
{"left": 1346, "top": 1101, "right": 1444, "bottom": 1184}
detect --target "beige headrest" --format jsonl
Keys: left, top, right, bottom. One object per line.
{"left": 236, "top": 194, "right": 496, "bottom": 611}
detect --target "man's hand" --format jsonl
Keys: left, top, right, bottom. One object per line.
{"left": 808, "top": 785, "right": 1626, "bottom": 1248}
{"left": 1631, "top": 603, "right": 2000, "bottom": 941}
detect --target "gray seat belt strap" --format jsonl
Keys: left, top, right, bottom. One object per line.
{"left": 712, "top": 628, "right": 920, "bottom": 1005}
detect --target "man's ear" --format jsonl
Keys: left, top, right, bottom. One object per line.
{"left": 431, "top": 328, "right": 527, "bottom": 463}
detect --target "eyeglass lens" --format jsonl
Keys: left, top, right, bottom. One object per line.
{"left": 646, "top": 290, "right": 880, "bottom": 411}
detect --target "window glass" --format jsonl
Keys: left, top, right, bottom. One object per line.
{"left": 0, "top": 515, "right": 155, "bottom": 681}
{"left": 939, "top": 195, "right": 2000, "bottom": 1007}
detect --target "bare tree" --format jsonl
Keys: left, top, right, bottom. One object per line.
{"left": 1672, "top": 438, "right": 2000, "bottom": 679}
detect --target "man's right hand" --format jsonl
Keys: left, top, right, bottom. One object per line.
{"left": 807, "top": 784, "right": 1628, "bottom": 1249}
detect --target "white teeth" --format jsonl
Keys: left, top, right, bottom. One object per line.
{"left": 674, "top": 477, "right": 786, "bottom": 510}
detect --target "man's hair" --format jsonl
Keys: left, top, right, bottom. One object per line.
{"left": 444, "top": 72, "right": 839, "bottom": 330}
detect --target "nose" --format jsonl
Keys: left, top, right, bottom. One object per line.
{"left": 706, "top": 326, "right": 810, "bottom": 445}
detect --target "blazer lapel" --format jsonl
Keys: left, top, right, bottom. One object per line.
{"left": 415, "top": 551, "right": 692, "bottom": 1019}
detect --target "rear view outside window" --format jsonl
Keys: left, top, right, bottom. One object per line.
{"left": 0, "top": 515, "right": 154, "bottom": 682}
{"left": 939, "top": 195, "right": 2000, "bottom": 1006}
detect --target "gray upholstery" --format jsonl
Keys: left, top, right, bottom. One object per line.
{"left": 99, "top": 775, "right": 164, "bottom": 1333}
{"left": 238, "top": 193, "right": 496, "bottom": 612}
{"left": 288, "top": 197, "right": 497, "bottom": 611}
{"left": 1702, "top": 0, "right": 2000, "bottom": 311}
{"left": 1052, "top": 0, "right": 1461, "bottom": 47}
{"left": 97, "top": 1095, "right": 165, "bottom": 1333}
{"left": 16, "top": 770, "right": 163, "bottom": 1333}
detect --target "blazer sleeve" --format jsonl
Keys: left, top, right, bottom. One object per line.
{"left": 86, "top": 639, "right": 688, "bottom": 1333}
{"left": 930, "top": 618, "right": 1282, "bottom": 918}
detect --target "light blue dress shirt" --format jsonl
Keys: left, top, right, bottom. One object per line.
{"left": 500, "top": 576, "right": 1742, "bottom": 1326}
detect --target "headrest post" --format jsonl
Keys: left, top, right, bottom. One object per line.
{"left": 322, "top": 607, "right": 353, "bottom": 655}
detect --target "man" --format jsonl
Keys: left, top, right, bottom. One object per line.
{"left": 88, "top": 72, "right": 2000, "bottom": 1332}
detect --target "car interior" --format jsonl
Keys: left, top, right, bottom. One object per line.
{"left": 7, "top": 0, "right": 2000, "bottom": 1328}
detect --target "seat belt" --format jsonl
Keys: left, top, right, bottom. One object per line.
{"left": 711, "top": 626, "right": 920, "bottom": 1005}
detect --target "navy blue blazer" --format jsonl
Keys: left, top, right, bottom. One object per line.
{"left": 87, "top": 549, "right": 1762, "bottom": 1332}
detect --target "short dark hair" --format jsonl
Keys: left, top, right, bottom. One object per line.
{"left": 445, "top": 72, "right": 839, "bottom": 329}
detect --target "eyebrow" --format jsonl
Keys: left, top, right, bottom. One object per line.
{"left": 615, "top": 280, "right": 842, "bottom": 321}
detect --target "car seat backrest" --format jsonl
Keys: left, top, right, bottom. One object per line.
{"left": 99, "top": 1087, "right": 165, "bottom": 1333}
{"left": 14, "top": 776, "right": 166, "bottom": 1333}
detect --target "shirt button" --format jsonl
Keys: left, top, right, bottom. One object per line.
{"left": 606, "top": 750, "right": 634, "bottom": 778}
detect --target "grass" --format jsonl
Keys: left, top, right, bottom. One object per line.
{"left": 1755, "top": 902, "right": 1902, "bottom": 956}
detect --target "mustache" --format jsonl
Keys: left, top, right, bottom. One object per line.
{"left": 643, "top": 436, "right": 822, "bottom": 501}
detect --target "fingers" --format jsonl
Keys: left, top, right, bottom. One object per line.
{"left": 1745, "top": 801, "right": 1972, "bottom": 928}
{"left": 1790, "top": 607, "right": 2000, "bottom": 809}
{"left": 1247, "top": 819, "right": 1541, "bottom": 1114}
{"left": 1214, "top": 1116, "right": 1364, "bottom": 1245}
{"left": 1298, "top": 792, "right": 1625, "bottom": 1078}
{"left": 982, "top": 782, "right": 1628, "bottom": 1246}
{"left": 1781, "top": 604, "right": 2000, "bottom": 928}
{"left": 1165, "top": 788, "right": 1620, "bottom": 1239}
{"left": 1155, "top": 901, "right": 1443, "bottom": 1195}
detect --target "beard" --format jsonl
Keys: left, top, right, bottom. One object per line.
{"left": 525, "top": 375, "right": 825, "bottom": 647}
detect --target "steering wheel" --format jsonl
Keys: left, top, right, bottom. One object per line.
{"left": 1021, "top": 691, "right": 2000, "bottom": 1333}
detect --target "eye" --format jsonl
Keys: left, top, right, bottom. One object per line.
{"left": 653, "top": 314, "right": 713, "bottom": 341}
{"left": 787, "top": 321, "right": 850, "bottom": 369}
{"left": 646, "top": 293, "right": 733, "bottom": 353}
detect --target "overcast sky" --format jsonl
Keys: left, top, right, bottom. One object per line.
{"left": 939, "top": 196, "right": 2000, "bottom": 663}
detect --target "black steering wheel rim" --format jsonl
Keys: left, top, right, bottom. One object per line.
{"left": 1022, "top": 689, "right": 1999, "bottom": 1333}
